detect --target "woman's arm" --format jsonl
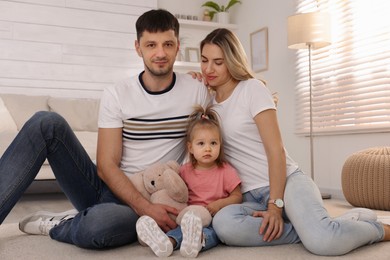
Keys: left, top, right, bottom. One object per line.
{"left": 253, "top": 109, "right": 286, "bottom": 242}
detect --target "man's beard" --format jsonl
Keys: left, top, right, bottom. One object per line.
{"left": 144, "top": 61, "right": 173, "bottom": 77}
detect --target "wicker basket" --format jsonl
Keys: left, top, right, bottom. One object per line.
{"left": 342, "top": 147, "right": 390, "bottom": 210}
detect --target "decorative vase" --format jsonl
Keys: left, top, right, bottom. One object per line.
{"left": 216, "top": 12, "right": 229, "bottom": 24}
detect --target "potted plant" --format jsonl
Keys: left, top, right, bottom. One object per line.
{"left": 201, "top": 0, "right": 241, "bottom": 23}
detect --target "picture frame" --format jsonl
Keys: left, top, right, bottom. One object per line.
{"left": 250, "top": 27, "right": 268, "bottom": 72}
{"left": 185, "top": 47, "right": 200, "bottom": 62}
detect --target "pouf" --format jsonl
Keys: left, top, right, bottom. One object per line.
{"left": 342, "top": 147, "right": 390, "bottom": 211}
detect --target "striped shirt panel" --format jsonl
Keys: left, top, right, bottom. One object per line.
{"left": 123, "top": 115, "right": 189, "bottom": 141}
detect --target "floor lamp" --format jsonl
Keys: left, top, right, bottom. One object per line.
{"left": 287, "top": 12, "right": 332, "bottom": 199}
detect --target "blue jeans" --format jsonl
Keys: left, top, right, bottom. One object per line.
{"left": 213, "top": 170, "right": 384, "bottom": 256}
{"left": 0, "top": 112, "right": 139, "bottom": 248}
{"left": 167, "top": 224, "right": 219, "bottom": 252}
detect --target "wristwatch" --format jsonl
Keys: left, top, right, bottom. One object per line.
{"left": 268, "top": 199, "right": 284, "bottom": 208}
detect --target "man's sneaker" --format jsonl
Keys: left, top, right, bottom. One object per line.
{"left": 19, "top": 209, "right": 78, "bottom": 235}
{"left": 180, "top": 210, "right": 203, "bottom": 258}
{"left": 336, "top": 208, "right": 377, "bottom": 222}
{"left": 136, "top": 216, "right": 173, "bottom": 257}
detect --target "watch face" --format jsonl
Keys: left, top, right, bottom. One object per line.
{"left": 275, "top": 199, "right": 284, "bottom": 208}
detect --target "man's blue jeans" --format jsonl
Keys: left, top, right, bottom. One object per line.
{"left": 0, "top": 112, "right": 139, "bottom": 248}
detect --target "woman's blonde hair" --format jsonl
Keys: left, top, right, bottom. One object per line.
{"left": 200, "top": 28, "right": 266, "bottom": 84}
{"left": 186, "top": 105, "right": 225, "bottom": 168}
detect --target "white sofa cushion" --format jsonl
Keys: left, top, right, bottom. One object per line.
{"left": 0, "top": 132, "right": 17, "bottom": 157}
{"left": 0, "top": 97, "right": 17, "bottom": 133}
{"left": 48, "top": 97, "right": 100, "bottom": 132}
{"left": 74, "top": 131, "right": 98, "bottom": 162}
{"left": 35, "top": 132, "right": 98, "bottom": 180}
{"left": 0, "top": 94, "right": 49, "bottom": 130}
{"left": 0, "top": 94, "right": 98, "bottom": 183}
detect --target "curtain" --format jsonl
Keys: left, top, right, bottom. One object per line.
{"left": 294, "top": 0, "right": 390, "bottom": 135}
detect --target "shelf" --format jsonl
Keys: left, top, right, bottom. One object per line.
{"left": 174, "top": 61, "right": 200, "bottom": 71}
{"left": 178, "top": 19, "right": 238, "bottom": 30}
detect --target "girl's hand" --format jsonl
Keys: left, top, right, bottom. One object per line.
{"left": 252, "top": 207, "right": 284, "bottom": 242}
{"left": 206, "top": 201, "right": 221, "bottom": 216}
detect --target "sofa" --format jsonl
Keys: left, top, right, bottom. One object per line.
{"left": 0, "top": 93, "right": 99, "bottom": 192}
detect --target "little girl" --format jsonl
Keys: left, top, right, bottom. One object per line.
{"left": 136, "top": 105, "right": 242, "bottom": 258}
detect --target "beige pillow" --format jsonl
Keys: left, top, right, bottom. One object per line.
{"left": 0, "top": 94, "right": 49, "bottom": 130}
{"left": 0, "top": 97, "right": 17, "bottom": 133}
{"left": 48, "top": 97, "right": 100, "bottom": 132}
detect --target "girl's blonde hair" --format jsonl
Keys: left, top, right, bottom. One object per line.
{"left": 186, "top": 105, "right": 225, "bottom": 168}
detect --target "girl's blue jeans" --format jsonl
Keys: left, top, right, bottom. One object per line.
{"left": 0, "top": 112, "right": 139, "bottom": 248}
{"left": 213, "top": 170, "right": 385, "bottom": 256}
{"left": 167, "top": 224, "right": 219, "bottom": 252}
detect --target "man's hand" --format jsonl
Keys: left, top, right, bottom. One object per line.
{"left": 142, "top": 203, "right": 179, "bottom": 232}
{"left": 252, "top": 207, "right": 284, "bottom": 242}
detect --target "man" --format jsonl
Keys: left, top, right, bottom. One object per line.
{"left": 0, "top": 9, "right": 209, "bottom": 249}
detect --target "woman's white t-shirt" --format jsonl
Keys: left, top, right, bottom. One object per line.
{"left": 212, "top": 79, "right": 298, "bottom": 193}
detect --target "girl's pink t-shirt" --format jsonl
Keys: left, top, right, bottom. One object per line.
{"left": 180, "top": 162, "right": 241, "bottom": 206}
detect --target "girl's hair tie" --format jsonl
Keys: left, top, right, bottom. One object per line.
{"left": 201, "top": 114, "right": 209, "bottom": 120}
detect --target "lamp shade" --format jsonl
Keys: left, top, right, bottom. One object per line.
{"left": 287, "top": 12, "right": 331, "bottom": 49}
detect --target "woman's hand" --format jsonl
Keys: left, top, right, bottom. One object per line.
{"left": 187, "top": 71, "right": 209, "bottom": 87}
{"left": 187, "top": 71, "right": 203, "bottom": 81}
{"left": 253, "top": 207, "right": 284, "bottom": 242}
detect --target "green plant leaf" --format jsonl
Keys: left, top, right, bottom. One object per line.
{"left": 201, "top": 1, "right": 221, "bottom": 12}
{"left": 208, "top": 10, "right": 217, "bottom": 20}
{"left": 225, "top": 0, "right": 241, "bottom": 12}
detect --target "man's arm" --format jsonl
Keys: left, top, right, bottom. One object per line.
{"left": 96, "top": 128, "right": 178, "bottom": 231}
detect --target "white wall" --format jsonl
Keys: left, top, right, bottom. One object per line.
{"left": 159, "top": 0, "right": 390, "bottom": 199}
{"left": 0, "top": 0, "right": 157, "bottom": 98}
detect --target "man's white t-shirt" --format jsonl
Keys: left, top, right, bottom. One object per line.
{"left": 212, "top": 79, "right": 299, "bottom": 193}
{"left": 98, "top": 72, "right": 210, "bottom": 176}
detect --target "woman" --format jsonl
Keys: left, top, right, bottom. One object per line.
{"left": 199, "top": 28, "right": 390, "bottom": 256}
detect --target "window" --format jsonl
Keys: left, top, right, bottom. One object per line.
{"left": 294, "top": 0, "right": 390, "bottom": 135}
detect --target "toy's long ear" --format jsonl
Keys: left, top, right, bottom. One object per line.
{"left": 163, "top": 169, "right": 188, "bottom": 203}
{"left": 166, "top": 160, "right": 180, "bottom": 173}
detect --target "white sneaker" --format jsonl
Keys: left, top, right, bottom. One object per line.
{"left": 180, "top": 211, "right": 203, "bottom": 258}
{"left": 19, "top": 209, "right": 78, "bottom": 235}
{"left": 336, "top": 208, "right": 377, "bottom": 221}
{"left": 136, "top": 216, "right": 173, "bottom": 257}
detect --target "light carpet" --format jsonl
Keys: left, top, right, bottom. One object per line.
{"left": 1, "top": 198, "right": 390, "bottom": 259}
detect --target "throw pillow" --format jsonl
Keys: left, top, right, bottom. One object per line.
{"left": 0, "top": 97, "right": 17, "bottom": 133}
{"left": 48, "top": 97, "right": 100, "bottom": 132}
{"left": 0, "top": 94, "right": 50, "bottom": 130}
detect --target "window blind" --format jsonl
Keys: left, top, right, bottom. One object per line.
{"left": 294, "top": 0, "right": 390, "bottom": 135}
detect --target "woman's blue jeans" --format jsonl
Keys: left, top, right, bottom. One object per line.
{"left": 213, "top": 170, "right": 385, "bottom": 256}
{"left": 0, "top": 112, "right": 139, "bottom": 248}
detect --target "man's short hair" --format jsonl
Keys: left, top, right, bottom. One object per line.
{"left": 136, "top": 9, "right": 180, "bottom": 41}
